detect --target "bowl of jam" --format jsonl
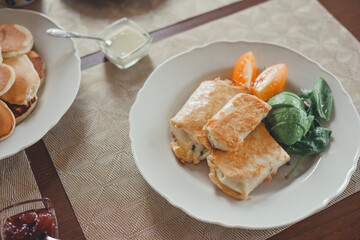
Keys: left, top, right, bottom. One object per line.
{"left": 0, "top": 198, "right": 58, "bottom": 240}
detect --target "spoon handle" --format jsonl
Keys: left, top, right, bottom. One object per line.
{"left": 46, "top": 28, "right": 111, "bottom": 46}
{"left": 45, "top": 236, "right": 60, "bottom": 240}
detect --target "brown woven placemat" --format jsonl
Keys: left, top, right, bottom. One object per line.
{"left": 0, "top": 151, "right": 41, "bottom": 209}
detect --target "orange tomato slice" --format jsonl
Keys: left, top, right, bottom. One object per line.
{"left": 251, "top": 63, "right": 287, "bottom": 101}
{"left": 232, "top": 51, "right": 257, "bottom": 89}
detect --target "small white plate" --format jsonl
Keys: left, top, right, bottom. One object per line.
{"left": 0, "top": 9, "right": 81, "bottom": 160}
{"left": 129, "top": 41, "right": 360, "bottom": 228}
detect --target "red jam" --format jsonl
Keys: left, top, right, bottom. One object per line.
{"left": 2, "top": 209, "right": 56, "bottom": 240}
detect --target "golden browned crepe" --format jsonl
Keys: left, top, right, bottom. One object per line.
{"left": 170, "top": 78, "right": 249, "bottom": 164}
{"left": 27, "top": 50, "right": 45, "bottom": 88}
{"left": 207, "top": 123, "right": 290, "bottom": 200}
{"left": 1, "top": 54, "right": 40, "bottom": 105}
{"left": 5, "top": 96, "right": 37, "bottom": 125}
{"left": 0, "top": 63, "right": 15, "bottom": 96}
{"left": 0, "top": 100, "right": 15, "bottom": 140}
{"left": 203, "top": 93, "right": 271, "bottom": 151}
{"left": 0, "top": 23, "right": 34, "bottom": 58}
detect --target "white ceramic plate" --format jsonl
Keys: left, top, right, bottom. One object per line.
{"left": 129, "top": 41, "right": 360, "bottom": 228}
{"left": 0, "top": 9, "right": 81, "bottom": 160}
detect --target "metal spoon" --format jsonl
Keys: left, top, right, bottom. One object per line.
{"left": 46, "top": 28, "right": 112, "bottom": 47}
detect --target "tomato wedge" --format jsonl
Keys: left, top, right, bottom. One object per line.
{"left": 251, "top": 64, "right": 287, "bottom": 101}
{"left": 232, "top": 51, "right": 257, "bottom": 89}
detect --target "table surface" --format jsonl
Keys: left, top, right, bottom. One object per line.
{"left": 2, "top": 0, "right": 360, "bottom": 239}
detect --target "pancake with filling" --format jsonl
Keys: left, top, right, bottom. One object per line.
{"left": 5, "top": 96, "right": 37, "bottom": 125}
{"left": 170, "top": 78, "right": 249, "bottom": 164}
{"left": 203, "top": 93, "right": 271, "bottom": 151}
{"left": 0, "top": 100, "right": 15, "bottom": 140}
{"left": 0, "top": 63, "right": 15, "bottom": 96}
{"left": 0, "top": 23, "right": 34, "bottom": 58}
{"left": 207, "top": 123, "right": 290, "bottom": 200}
{"left": 27, "top": 50, "right": 45, "bottom": 88}
{"left": 1, "top": 54, "right": 40, "bottom": 105}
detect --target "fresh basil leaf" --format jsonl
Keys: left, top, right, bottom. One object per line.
{"left": 312, "top": 77, "right": 333, "bottom": 121}
{"left": 286, "top": 126, "right": 332, "bottom": 155}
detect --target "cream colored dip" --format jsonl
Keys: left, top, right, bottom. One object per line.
{"left": 107, "top": 26, "right": 146, "bottom": 57}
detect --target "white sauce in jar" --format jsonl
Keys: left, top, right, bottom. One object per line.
{"left": 107, "top": 26, "right": 146, "bottom": 57}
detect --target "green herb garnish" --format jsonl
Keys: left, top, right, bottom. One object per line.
{"left": 313, "top": 77, "right": 333, "bottom": 121}
{"left": 266, "top": 77, "right": 333, "bottom": 178}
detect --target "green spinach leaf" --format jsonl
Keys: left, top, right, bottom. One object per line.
{"left": 286, "top": 126, "right": 332, "bottom": 155}
{"left": 270, "top": 122, "right": 305, "bottom": 145}
{"left": 267, "top": 106, "right": 310, "bottom": 132}
{"left": 286, "top": 155, "right": 305, "bottom": 179}
{"left": 299, "top": 89, "right": 314, "bottom": 116}
{"left": 267, "top": 92, "right": 305, "bottom": 111}
{"left": 312, "top": 77, "right": 333, "bottom": 121}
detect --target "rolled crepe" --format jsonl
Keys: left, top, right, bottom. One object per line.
{"left": 204, "top": 93, "right": 271, "bottom": 151}
{"left": 207, "top": 123, "right": 290, "bottom": 200}
{"left": 170, "top": 78, "right": 249, "bottom": 164}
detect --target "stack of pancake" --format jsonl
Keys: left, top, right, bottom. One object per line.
{"left": 0, "top": 23, "right": 45, "bottom": 141}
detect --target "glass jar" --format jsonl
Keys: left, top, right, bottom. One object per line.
{"left": 97, "top": 18, "right": 152, "bottom": 69}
